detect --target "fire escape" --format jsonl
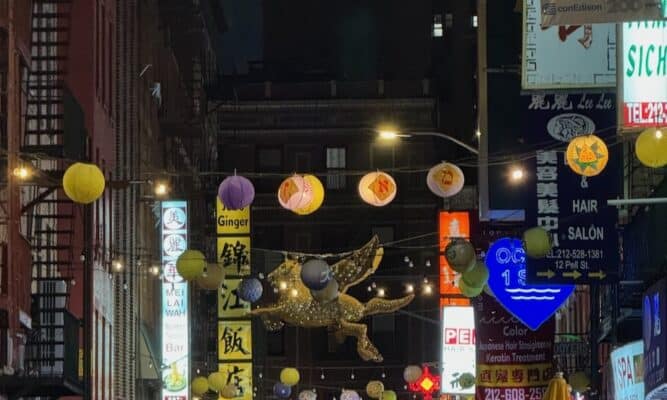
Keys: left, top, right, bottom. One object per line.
{"left": 1, "top": 0, "right": 83, "bottom": 398}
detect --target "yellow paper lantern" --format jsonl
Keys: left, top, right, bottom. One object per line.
{"left": 427, "top": 162, "right": 465, "bottom": 198}
{"left": 293, "top": 175, "right": 324, "bottom": 215}
{"left": 192, "top": 376, "right": 210, "bottom": 396}
{"left": 358, "top": 171, "right": 397, "bottom": 206}
{"left": 220, "top": 383, "right": 238, "bottom": 399}
{"left": 208, "top": 371, "right": 226, "bottom": 392}
{"left": 566, "top": 134, "right": 608, "bottom": 177}
{"left": 635, "top": 127, "right": 667, "bottom": 168}
{"left": 458, "top": 278, "right": 484, "bottom": 298}
{"left": 543, "top": 372, "right": 570, "bottom": 400}
{"left": 280, "top": 367, "right": 300, "bottom": 386}
{"left": 278, "top": 175, "right": 313, "bottom": 211}
{"left": 196, "top": 263, "right": 225, "bottom": 290}
{"left": 176, "top": 250, "right": 206, "bottom": 281}
{"left": 382, "top": 391, "right": 397, "bottom": 400}
{"left": 568, "top": 371, "right": 590, "bottom": 393}
{"left": 62, "top": 162, "right": 106, "bottom": 204}
{"left": 366, "top": 380, "right": 385, "bottom": 399}
{"left": 523, "top": 227, "right": 552, "bottom": 258}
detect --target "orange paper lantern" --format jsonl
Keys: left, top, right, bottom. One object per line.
{"left": 358, "top": 171, "right": 397, "bottom": 206}
{"left": 566, "top": 134, "right": 608, "bottom": 177}
{"left": 427, "top": 162, "right": 464, "bottom": 198}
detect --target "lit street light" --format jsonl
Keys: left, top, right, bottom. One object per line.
{"left": 377, "top": 128, "right": 479, "bottom": 156}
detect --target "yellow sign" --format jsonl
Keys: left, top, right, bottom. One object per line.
{"left": 476, "top": 363, "right": 553, "bottom": 388}
{"left": 218, "top": 279, "right": 251, "bottom": 318}
{"left": 217, "top": 198, "right": 251, "bottom": 235}
{"left": 219, "top": 362, "right": 253, "bottom": 400}
{"left": 218, "top": 321, "right": 253, "bottom": 360}
{"left": 217, "top": 236, "right": 251, "bottom": 276}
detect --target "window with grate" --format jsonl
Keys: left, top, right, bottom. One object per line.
{"left": 432, "top": 14, "right": 443, "bottom": 37}
{"left": 326, "top": 147, "right": 346, "bottom": 189}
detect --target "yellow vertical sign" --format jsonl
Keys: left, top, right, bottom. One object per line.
{"left": 217, "top": 197, "right": 253, "bottom": 396}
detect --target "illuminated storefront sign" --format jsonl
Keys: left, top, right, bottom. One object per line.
{"left": 439, "top": 212, "right": 471, "bottom": 306}
{"left": 217, "top": 198, "right": 253, "bottom": 400}
{"left": 643, "top": 279, "right": 667, "bottom": 399}
{"left": 161, "top": 201, "right": 189, "bottom": 400}
{"left": 610, "top": 341, "right": 644, "bottom": 400}
{"left": 621, "top": 21, "right": 667, "bottom": 129}
{"left": 486, "top": 238, "right": 574, "bottom": 330}
{"left": 441, "top": 307, "right": 476, "bottom": 395}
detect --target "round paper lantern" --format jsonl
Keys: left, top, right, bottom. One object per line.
{"left": 208, "top": 372, "right": 226, "bottom": 392}
{"left": 238, "top": 278, "right": 263, "bottom": 303}
{"left": 300, "top": 259, "right": 332, "bottom": 290}
{"left": 427, "top": 162, "right": 465, "bottom": 198}
{"left": 636, "top": 127, "right": 667, "bottom": 168}
{"left": 278, "top": 175, "right": 313, "bottom": 211}
{"left": 176, "top": 250, "right": 206, "bottom": 280}
{"left": 366, "top": 380, "right": 385, "bottom": 399}
{"left": 458, "top": 278, "right": 484, "bottom": 298}
{"left": 382, "top": 391, "right": 397, "bottom": 400}
{"left": 293, "top": 175, "right": 324, "bottom": 215}
{"left": 220, "top": 383, "right": 238, "bottom": 399}
{"left": 358, "top": 171, "right": 397, "bottom": 207}
{"left": 523, "top": 227, "right": 552, "bottom": 258}
{"left": 299, "top": 390, "right": 317, "bottom": 400}
{"left": 196, "top": 263, "right": 225, "bottom": 290}
{"left": 340, "top": 390, "right": 361, "bottom": 400}
{"left": 274, "top": 382, "right": 292, "bottom": 398}
{"left": 62, "top": 162, "right": 106, "bottom": 204}
{"left": 444, "top": 239, "right": 476, "bottom": 273}
{"left": 566, "top": 134, "right": 609, "bottom": 177}
{"left": 218, "top": 175, "right": 255, "bottom": 210}
{"left": 310, "top": 279, "right": 339, "bottom": 303}
{"left": 192, "top": 376, "right": 209, "bottom": 396}
{"left": 568, "top": 371, "right": 590, "bottom": 393}
{"left": 280, "top": 367, "right": 300, "bottom": 386}
{"left": 403, "top": 365, "right": 422, "bottom": 383}
{"left": 462, "top": 261, "right": 489, "bottom": 289}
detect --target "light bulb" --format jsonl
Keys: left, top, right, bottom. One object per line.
{"left": 123, "top": 283, "right": 128, "bottom": 291}
{"left": 258, "top": 272, "right": 265, "bottom": 279}
{"left": 404, "top": 256, "right": 410, "bottom": 263}
{"left": 656, "top": 129, "right": 664, "bottom": 139}
{"left": 425, "top": 260, "right": 431, "bottom": 267}
{"left": 381, "top": 372, "right": 386, "bottom": 378}
{"left": 371, "top": 282, "right": 377, "bottom": 288}
{"left": 510, "top": 167, "right": 525, "bottom": 182}
{"left": 154, "top": 181, "right": 169, "bottom": 196}
{"left": 273, "top": 288, "right": 279, "bottom": 294}
{"left": 351, "top": 372, "right": 355, "bottom": 380}
{"left": 290, "top": 288, "right": 298, "bottom": 297}
{"left": 406, "top": 284, "right": 414, "bottom": 293}
{"left": 367, "top": 285, "right": 372, "bottom": 292}
{"left": 70, "top": 279, "right": 76, "bottom": 286}
{"left": 409, "top": 261, "right": 414, "bottom": 268}
{"left": 12, "top": 166, "right": 31, "bottom": 179}
{"left": 279, "top": 281, "right": 287, "bottom": 290}
{"left": 423, "top": 277, "right": 429, "bottom": 284}
{"left": 321, "top": 372, "right": 325, "bottom": 380}
{"left": 377, "top": 288, "right": 385, "bottom": 297}
{"left": 258, "top": 372, "right": 263, "bottom": 379}
{"left": 476, "top": 129, "right": 482, "bottom": 138}
{"left": 423, "top": 284, "right": 433, "bottom": 295}
{"left": 112, "top": 260, "right": 124, "bottom": 272}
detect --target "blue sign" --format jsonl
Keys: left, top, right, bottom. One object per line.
{"left": 522, "top": 93, "right": 620, "bottom": 284}
{"left": 486, "top": 237, "right": 574, "bottom": 330}
{"left": 644, "top": 279, "right": 667, "bottom": 398}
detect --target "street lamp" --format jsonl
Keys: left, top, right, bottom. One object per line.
{"left": 377, "top": 128, "right": 479, "bottom": 156}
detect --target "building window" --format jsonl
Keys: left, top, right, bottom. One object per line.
{"left": 257, "top": 147, "right": 282, "bottom": 172}
{"left": 472, "top": 15, "right": 478, "bottom": 28}
{"left": 432, "top": 14, "right": 443, "bottom": 37}
{"left": 326, "top": 147, "right": 346, "bottom": 189}
{"left": 445, "top": 13, "right": 454, "bottom": 29}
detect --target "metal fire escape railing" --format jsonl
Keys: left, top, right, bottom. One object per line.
{"left": 19, "top": 0, "right": 82, "bottom": 396}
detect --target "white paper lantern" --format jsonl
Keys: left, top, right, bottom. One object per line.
{"left": 427, "top": 162, "right": 465, "bottom": 198}
{"left": 278, "top": 175, "right": 313, "bottom": 211}
{"left": 358, "top": 171, "right": 397, "bottom": 207}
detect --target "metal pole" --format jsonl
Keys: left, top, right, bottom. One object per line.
{"left": 607, "top": 197, "right": 667, "bottom": 206}
{"left": 83, "top": 204, "right": 93, "bottom": 399}
{"left": 590, "top": 284, "right": 600, "bottom": 399}
{"left": 410, "top": 132, "right": 479, "bottom": 155}
{"left": 476, "top": 0, "right": 490, "bottom": 221}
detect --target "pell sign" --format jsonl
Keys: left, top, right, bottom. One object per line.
{"left": 217, "top": 198, "right": 250, "bottom": 235}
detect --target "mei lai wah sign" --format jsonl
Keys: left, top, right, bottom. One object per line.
{"left": 473, "top": 294, "right": 555, "bottom": 400}
{"left": 621, "top": 21, "right": 667, "bottom": 129}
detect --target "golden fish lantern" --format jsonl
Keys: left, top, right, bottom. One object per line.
{"left": 566, "top": 134, "right": 609, "bottom": 177}
{"left": 62, "top": 162, "right": 106, "bottom": 204}
{"left": 427, "top": 162, "right": 465, "bottom": 198}
{"left": 358, "top": 171, "right": 397, "bottom": 206}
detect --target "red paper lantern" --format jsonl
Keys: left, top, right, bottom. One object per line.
{"left": 408, "top": 365, "right": 441, "bottom": 400}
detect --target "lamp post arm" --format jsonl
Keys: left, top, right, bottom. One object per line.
{"left": 410, "top": 131, "right": 479, "bottom": 155}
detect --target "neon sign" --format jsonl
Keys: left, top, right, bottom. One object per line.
{"left": 408, "top": 365, "right": 441, "bottom": 400}
{"left": 486, "top": 238, "right": 574, "bottom": 330}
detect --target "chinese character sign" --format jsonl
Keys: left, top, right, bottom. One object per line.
{"left": 473, "top": 293, "right": 555, "bottom": 400}
{"left": 218, "top": 321, "right": 253, "bottom": 360}
{"left": 522, "top": 0, "right": 616, "bottom": 89}
{"left": 439, "top": 212, "right": 471, "bottom": 306}
{"left": 219, "top": 362, "right": 253, "bottom": 400}
{"left": 161, "top": 201, "right": 189, "bottom": 400}
{"left": 644, "top": 279, "right": 667, "bottom": 398}
{"left": 218, "top": 236, "right": 251, "bottom": 276}
{"left": 441, "top": 307, "right": 476, "bottom": 395}
{"left": 217, "top": 198, "right": 251, "bottom": 235}
{"left": 621, "top": 21, "right": 667, "bottom": 129}
{"left": 219, "top": 279, "right": 251, "bottom": 318}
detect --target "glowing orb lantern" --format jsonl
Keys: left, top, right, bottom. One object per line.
{"left": 207, "top": 371, "right": 225, "bottom": 392}
{"left": 427, "top": 162, "right": 464, "bottom": 198}
{"left": 523, "top": 227, "right": 552, "bottom": 258}
{"left": 382, "top": 390, "right": 397, "bottom": 400}
{"left": 566, "top": 134, "right": 608, "bottom": 177}
{"left": 444, "top": 238, "right": 476, "bottom": 273}
{"left": 191, "top": 376, "right": 209, "bottom": 396}
{"left": 300, "top": 259, "right": 332, "bottom": 290}
{"left": 218, "top": 175, "right": 255, "bottom": 210}
{"left": 403, "top": 365, "right": 422, "bottom": 383}
{"left": 175, "top": 250, "right": 206, "bottom": 280}
{"left": 62, "top": 162, "right": 106, "bottom": 204}
{"left": 458, "top": 277, "right": 484, "bottom": 298}
{"left": 220, "top": 383, "right": 238, "bottom": 399}
{"left": 340, "top": 390, "right": 361, "bottom": 400}
{"left": 358, "top": 171, "right": 397, "bottom": 206}
{"left": 366, "top": 380, "right": 385, "bottom": 399}
{"left": 635, "top": 127, "right": 667, "bottom": 168}
{"left": 238, "top": 278, "right": 263, "bottom": 303}
{"left": 293, "top": 174, "right": 324, "bottom": 215}
{"left": 278, "top": 174, "right": 324, "bottom": 215}
{"left": 196, "top": 263, "right": 225, "bottom": 290}
{"left": 299, "top": 390, "right": 317, "bottom": 400}
{"left": 280, "top": 367, "right": 300, "bottom": 386}
{"left": 274, "top": 383, "right": 292, "bottom": 398}
{"left": 461, "top": 260, "right": 489, "bottom": 289}
{"left": 408, "top": 365, "right": 441, "bottom": 400}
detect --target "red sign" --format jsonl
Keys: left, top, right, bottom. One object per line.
{"left": 444, "top": 327, "right": 476, "bottom": 345}
{"left": 472, "top": 294, "right": 555, "bottom": 400}
{"left": 624, "top": 102, "right": 667, "bottom": 127}
{"left": 439, "top": 212, "right": 471, "bottom": 307}
{"left": 409, "top": 365, "right": 441, "bottom": 400}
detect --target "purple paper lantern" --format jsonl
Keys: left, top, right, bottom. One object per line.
{"left": 218, "top": 175, "right": 255, "bottom": 210}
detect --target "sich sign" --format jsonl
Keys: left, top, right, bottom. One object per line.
{"left": 441, "top": 306, "right": 476, "bottom": 395}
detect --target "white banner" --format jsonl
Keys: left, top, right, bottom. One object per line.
{"left": 523, "top": 0, "right": 616, "bottom": 89}
{"left": 441, "top": 306, "right": 476, "bottom": 395}
{"left": 610, "top": 341, "right": 644, "bottom": 400}
{"left": 541, "top": 0, "right": 666, "bottom": 26}
{"left": 620, "top": 21, "right": 667, "bottom": 129}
